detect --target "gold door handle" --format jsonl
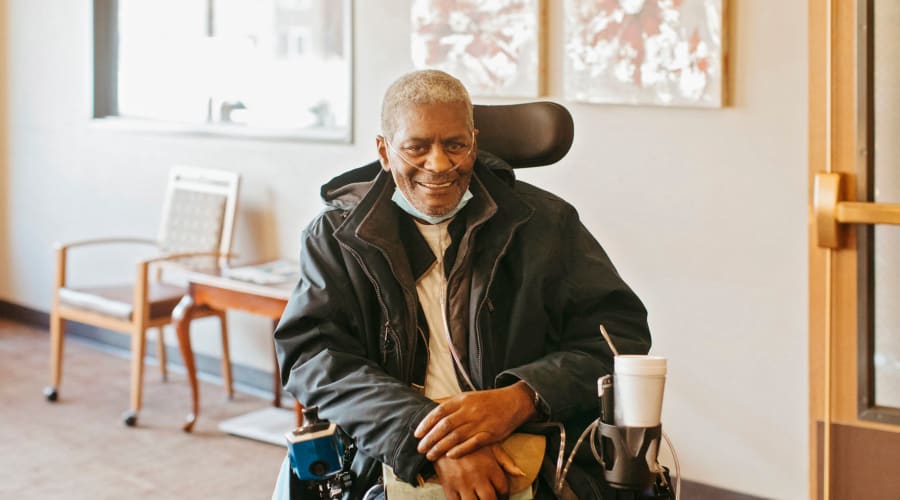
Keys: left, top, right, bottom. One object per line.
{"left": 815, "top": 172, "right": 900, "bottom": 248}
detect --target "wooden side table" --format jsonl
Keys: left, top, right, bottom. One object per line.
{"left": 171, "top": 269, "right": 300, "bottom": 432}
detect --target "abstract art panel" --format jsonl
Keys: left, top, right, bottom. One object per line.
{"left": 564, "top": 0, "right": 726, "bottom": 107}
{"left": 411, "top": 0, "right": 543, "bottom": 97}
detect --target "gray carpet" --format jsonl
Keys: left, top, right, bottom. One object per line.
{"left": 0, "top": 319, "right": 287, "bottom": 499}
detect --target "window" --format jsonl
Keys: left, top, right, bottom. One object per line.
{"left": 93, "top": 0, "right": 353, "bottom": 141}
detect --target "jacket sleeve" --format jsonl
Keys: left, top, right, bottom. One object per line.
{"left": 274, "top": 214, "right": 438, "bottom": 484}
{"left": 496, "top": 206, "right": 651, "bottom": 423}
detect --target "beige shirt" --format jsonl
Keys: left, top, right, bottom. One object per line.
{"left": 414, "top": 219, "right": 464, "bottom": 400}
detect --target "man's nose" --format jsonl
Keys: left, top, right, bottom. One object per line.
{"left": 422, "top": 145, "right": 454, "bottom": 173}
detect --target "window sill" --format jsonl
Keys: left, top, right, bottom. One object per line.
{"left": 89, "top": 116, "right": 352, "bottom": 143}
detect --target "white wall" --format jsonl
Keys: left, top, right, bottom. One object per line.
{"left": 1, "top": 1, "right": 808, "bottom": 498}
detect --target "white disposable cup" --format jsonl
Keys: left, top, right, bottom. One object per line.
{"left": 613, "top": 355, "right": 667, "bottom": 427}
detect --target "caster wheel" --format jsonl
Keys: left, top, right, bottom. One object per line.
{"left": 123, "top": 411, "right": 138, "bottom": 427}
{"left": 44, "top": 386, "right": 58, "bottom": 402}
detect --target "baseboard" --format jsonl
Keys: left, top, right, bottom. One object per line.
{"left": 0, "top": 299, "right": 50, "bottom": 328}
{"left": 679, "top": 480, "right": 768, "bottom": 500}
{"left": 0, "top": 299, "right": 277, "bottom": 396}
{"left": 2, "top": 300, "right": 768, "bottom": 499}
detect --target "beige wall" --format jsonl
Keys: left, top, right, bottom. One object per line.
{"left": 1, "top": 1, "right": 808, "bottom": 498}
{"left": 0, "top": 0, "right": 8, "bottom": 293}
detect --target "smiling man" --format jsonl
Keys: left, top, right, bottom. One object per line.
{"left": 378, "top": 99, "right": 476, "bottom": 219}
{"left": 273, "top": 70, "right": 651, "bottom": 499}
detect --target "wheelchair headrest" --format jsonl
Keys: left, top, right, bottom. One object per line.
{"left": 473, "top": 102, "right": 574, "bottom": 169}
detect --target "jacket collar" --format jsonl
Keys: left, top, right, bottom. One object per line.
{"left": 397, "top": 214, "right": 468, "bottom": 282}
{"left": 331, "top": 153, "right": 534, "bottom": 294}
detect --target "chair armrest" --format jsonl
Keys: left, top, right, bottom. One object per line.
{"left": 137, "top": 250, "right": 237, "bottom": 266}
{"left": 131, "top": 251, "right": 238, "bottom": 321}
{"left": 54, "top": 237, "right": 159, "bottom": 252}
{"left": 52, "top": 237, "right": 160, "bottom": 291}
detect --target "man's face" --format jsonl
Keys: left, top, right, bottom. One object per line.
{"left": 377, "top": 102, "right": 477, "bottom": 218}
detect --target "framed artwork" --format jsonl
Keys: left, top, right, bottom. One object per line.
{"left": 411, "top": 0, "right": 544, "bottom": 97}
{"left": 564, "top": 0, "right": 726, "bottom": 107}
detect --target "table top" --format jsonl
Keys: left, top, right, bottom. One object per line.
{"left": 181, "top": 264, "right": 298, "bottom": 302}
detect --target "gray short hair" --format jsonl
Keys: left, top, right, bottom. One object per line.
{"left": 381, "top": 70, "right": 474, "bottom": 140}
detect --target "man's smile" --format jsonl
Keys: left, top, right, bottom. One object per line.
{"left": 417, "top": 179, "right": 455, "bottom": 190}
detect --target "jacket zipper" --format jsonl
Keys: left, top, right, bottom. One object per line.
{"left": 383, "top": 323, "right": 400, "bottom": 365}
{"left": 440, "top": 283, "right": 477, "bottom": 391}
{"left": 472, "top": 218, "right": 529, "bottom": 384}
{"left": 413, "top": 325, "right": 429, "bottom": 392}
{"left": 338, "top": 241, "right": 404, "bottom": 375}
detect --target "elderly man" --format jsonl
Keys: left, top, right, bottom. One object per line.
{"left": 274, "top": 70, "right": 651, "bottom": 499}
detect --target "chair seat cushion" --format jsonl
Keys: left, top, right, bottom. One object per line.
{"left": 58, "top": 283, "right": 186, "bottom": 321}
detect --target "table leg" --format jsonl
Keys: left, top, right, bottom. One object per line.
{"left": 173, "top": 294, "right": 199, "bottom": 432}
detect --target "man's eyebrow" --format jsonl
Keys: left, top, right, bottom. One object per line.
{"left": 442, "top": 133, "right": 470, "bottom": 141}
{"left": 401, "top": 133, "right": 470, "bottom": 143}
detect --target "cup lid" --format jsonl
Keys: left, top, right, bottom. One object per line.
{"left": 614, "top": 355, "right": 667, "bottom": 376}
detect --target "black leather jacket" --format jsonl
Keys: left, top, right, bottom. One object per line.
{"left": 274, "top": 152, "right": 651, "bottom": 496}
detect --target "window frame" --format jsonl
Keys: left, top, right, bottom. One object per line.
{"left": 91, "top": 0, "right": 354, "bottom": 143}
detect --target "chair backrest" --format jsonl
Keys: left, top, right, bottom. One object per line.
{"left": 473, "top": 101, "right": 574, "bottom": 168}
{"left": 157, "top": 165, "right": 240, "bottom": 270}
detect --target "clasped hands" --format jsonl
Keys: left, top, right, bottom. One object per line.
{"left": 414, "top": 381, "right": 537, "bottom": 499}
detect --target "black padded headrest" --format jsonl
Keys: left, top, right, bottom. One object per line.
{"left": 473, "top": 102, "right": 574, "bottom": 168}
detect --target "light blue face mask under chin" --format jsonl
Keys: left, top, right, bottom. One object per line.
{"left": 391, "top": 187, "right": 473, "bottom": 224}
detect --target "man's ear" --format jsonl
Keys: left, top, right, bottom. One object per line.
{"left": 376, "top": 135, "right": 390, "bottom": 171}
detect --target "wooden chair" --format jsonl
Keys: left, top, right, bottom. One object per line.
{"left": 44, "top": 166, "right": 241, "bottom": 426}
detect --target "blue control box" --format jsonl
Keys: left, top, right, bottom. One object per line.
{"left": 285, "top": 422, "right": 345, "bottom": 481}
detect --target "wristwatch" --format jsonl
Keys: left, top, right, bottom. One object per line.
{"left": 526, "top": 384, "right": 548, "bottom": 421}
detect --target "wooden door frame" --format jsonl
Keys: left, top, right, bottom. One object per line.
{"left": 809, "top": 1, "right": 900, "bottom": 498}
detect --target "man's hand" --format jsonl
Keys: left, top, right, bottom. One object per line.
{"left": 415, "top": 381, "right": 536, "bottom": 461}
{"left": 433, "top": 443, "right": 523, "bottom": 500}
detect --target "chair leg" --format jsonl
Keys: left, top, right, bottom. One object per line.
{"left": 45, "top": 309, "right": 66, "bottom": 402}
{"left": 216, "top": 310, "right": 233, "bottom": 400}
{"left": 156, "top": 326, "right": 168, "bottom": 382}
{"left": 124, "top": 327, "right": 147, "bottom": 427}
